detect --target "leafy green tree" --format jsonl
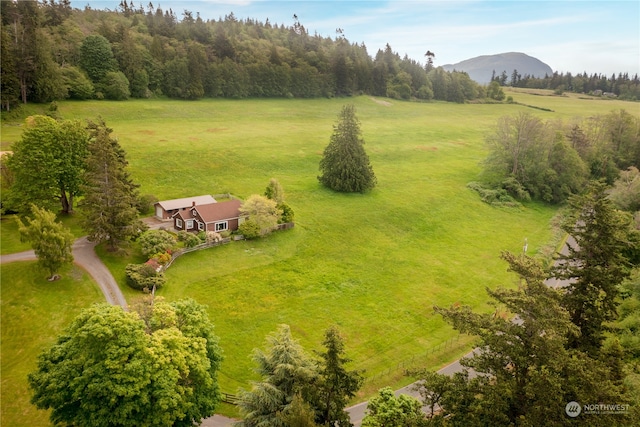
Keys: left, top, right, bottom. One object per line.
{"left": 312, "top": 326, "right": 363, "bottom": 427}
{"left": 429, "top": 252, "right": 628, "bottom": 426}
{"left": 553, "top": 182, "right": 638, "bottom": 354}
{"left": 100, "top": 71, "right": 130, "bottom": 100}
{"left": 79, "top": 34, "right": 118, "bottom": 82}
{"left": 486, "top": 80, "right": 505, "bottom": 101}
{"left": 609, "top": 166, "right": 640, "bottom": 212}
{"left": 361, "top": 387, "right": 426, "bottom": 427}
{"left": 318, "top": 105, "right": 377, "bottom": 193}
{"left": 5, "top": 115, "right": 88, "bottom": 214}
{"left": 17, "top": 204, "right": 74, "bottom": 280}
{"left": 139, "top": 229, "right": 176, "bottom": 258}
{"left": 239, "top": 194, "right": 282, "bottom": 236}
{"left": 265, "top": 177, "right": 285, "bottom": 204}
{"left": 236, "top": 324, "right": 318, "bottom": 427}
{"left": 61, "top": 65, "right": 95, "bottom": 99}
{"left": 80, "top": 118, "right": 145, "bottom": 251}
{"left": 28, "top": 299, "right": 222, "bottom": 427}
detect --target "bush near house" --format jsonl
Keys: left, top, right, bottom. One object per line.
{"left": 125, "top": 262, "right": 166, "bottom": 291}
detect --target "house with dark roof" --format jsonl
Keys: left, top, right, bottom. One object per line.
{"left": 154, "top": 195, "right": 217, "bottom": 220}
{"left": 173, "top": 199, "right": 244, "bottom": 233}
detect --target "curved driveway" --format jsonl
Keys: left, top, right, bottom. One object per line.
{"left": 1, "top": 236, "right": 127, "bottom": 308}
{"left": 2, "top": 231, "right": 571, "bottom": 426}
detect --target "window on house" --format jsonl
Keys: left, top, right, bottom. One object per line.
{"left": 176, "top": 218, "right": 183, "bottom": 228}
{"left": 186, "top": 219, "right": 194, "bottom": 229}
{"left": 198, "top": 222, "right": 204, "bottom": 231}
{"left": 215, "top": 221, "right": 228, "bottom": 232}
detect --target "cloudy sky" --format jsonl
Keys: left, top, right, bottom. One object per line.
{"left": 72, "top": 1, "right": 640, "bottom": 75}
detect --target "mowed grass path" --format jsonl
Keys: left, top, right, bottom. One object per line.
{"left": 1, "top": 93, "right": 635, "bottom": 421}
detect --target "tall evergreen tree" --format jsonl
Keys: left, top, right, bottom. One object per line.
{"left": 553, "top": 181, "right": 637, "bottom": 354}
{"left": 313, "top": 326, "right": 363, "bottom": 427}
{"left": 80, "top": 118, "right": 145, "bottom": 251}
{"left": 236, "top": 324, "right": 318, "bottom": 427}
{"left": 318, "top": 105, "right": 376, "bottom": 193}
{"left": 427, "top": 252, "right": 628, "bottom": 426}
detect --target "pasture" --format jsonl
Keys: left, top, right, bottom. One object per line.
{"left": 1, "top": 91, "right": 636, "bottom": 422}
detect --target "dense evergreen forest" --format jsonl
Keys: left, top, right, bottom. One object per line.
{"left": 492, "top": 68, "right": 640, "bottom": 100}
{"left": 0, "top": 0, "right": 508, "bottom": 109}
{"left": 2, "top": 0, "right": 638, "bottom": 111}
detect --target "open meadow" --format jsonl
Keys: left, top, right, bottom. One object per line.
{"left": 2, "top": 91, "right": 637, "bottom": 423}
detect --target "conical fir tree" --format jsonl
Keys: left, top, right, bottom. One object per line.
{"left": 80, "top": 119, "right": 145, "bottom": 251}
{"left": 318, "top": 105, "right": 376, "bottom": 193}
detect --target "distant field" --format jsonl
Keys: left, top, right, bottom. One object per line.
{"left": 1, "top": 92, "right": 637, "bottom": 422}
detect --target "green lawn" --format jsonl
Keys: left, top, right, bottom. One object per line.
{"left": 1, "top": 93, "right": 637, "bottom": 419}
{"left": 0, "top": 262, "right": 104, "bottom": 427}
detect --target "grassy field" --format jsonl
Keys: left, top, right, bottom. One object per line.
{"left": 0, "top": 262, "right": 104, "bottom": 427}
{"left": 1, "top": 92, "right": 637, "bottom": 423}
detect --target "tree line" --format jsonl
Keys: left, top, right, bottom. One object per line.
{"left": 470, "top": 109, "right": 640, "bottom": 206}
{"left": 2, "top": 0, "right": 490, "bottom": 108}
{"left": 492, "top": 69, "right": 640, "bottom": 100}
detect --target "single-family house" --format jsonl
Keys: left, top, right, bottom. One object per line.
{"left": 154, "top": 195, "right": 217, "bottom": 220}
{"left": 173, "top": 199, "right": 243, "bottom": 233}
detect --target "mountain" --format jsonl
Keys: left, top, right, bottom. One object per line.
{"left": 441, "top": 52, "right": 553, "bottom": 84}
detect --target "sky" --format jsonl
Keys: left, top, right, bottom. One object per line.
{"left": 70, "top": 1, "right": 640, "bottom": 76}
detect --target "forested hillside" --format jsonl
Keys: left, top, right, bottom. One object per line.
{"left": 0, "top": 0, "right": 490, "bottom": 110}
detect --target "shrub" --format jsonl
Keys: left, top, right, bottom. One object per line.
{"left": 197, "top": 231, "right": 207, "bottom": 242}
{"left": 205, "top": 231, "right": 222, "bottom": 243}
{"left": 238, "top": 219, "right": 261, "bottom": 239}
{"left": 136, "top": 194, "right": 158, "bottom": 215}
{"left": 125, "top": 263, "right": 166, "bottom": 291}
{"left": 177, "top": 231, "right": 201, "bottom": 248}
{"left": 150, "top": 251, "right": 171, "bottom": 265}
{"left": 139, "top": 230, "right": 176, "bottom": 258}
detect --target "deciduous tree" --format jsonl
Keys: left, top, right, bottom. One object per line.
{"left": 239, "top": 194, "right": 282, "bottom": 236}
{"left": 318, "top": 105, "right": 376, "bottom": 193}
{"left": 361, "top": 387, "right": 425, "bottom": 427}
{"left": 28, "top": 299, "right": 222, "bottom": 427}
{"left": 80, "top": 118, "right": 145, "bottom": 251}
{"left": 5, "top": 115, "right": 88, "bottom": 214}
{"left": 17, "top": 204, "right": 74, "bottom": 280}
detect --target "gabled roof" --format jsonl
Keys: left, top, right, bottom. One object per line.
{"left": 195, "top": 199, "right": 243, "bottom": 223}
{"left": 157, "top": 195, "right": 216, "bottom": 211}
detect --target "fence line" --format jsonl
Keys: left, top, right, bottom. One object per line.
{"left": 363, "top": 335, "right": 462, "bottom": 383}
{"left": 159, "top": 223, "right": 294, "bottom": 272}
{"left": 160, "top": 238, "right": 232, "bottom": 271}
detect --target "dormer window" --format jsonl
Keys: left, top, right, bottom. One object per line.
{"left": 192, "top": 208, "right": 197, "bottom": 217}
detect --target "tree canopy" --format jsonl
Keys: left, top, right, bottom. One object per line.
{"left": 420, "top": 252, "right": 630, "bottom": 426}
{"left": 80, "top": 118, "right": 145, "bottom": 251}
{"left": 28, "top": 299, "right": 223, "bottom": 427}
{"left": 5, "top": 115, "right": 88, "bottom": 214}
{"left": 318, "top": 105, "right": 377, "bottom": 193}
{"left": 0, "top": 0, "right": 489, "bottom": 107}
{"left": 236, "top": 324, "right": 318, "bottom": 427}
{"left": 553, "top": 181, "right": 638, "bottom": 354}
{"left": 17, "top": 204, "right": 74, "bottom": 280}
